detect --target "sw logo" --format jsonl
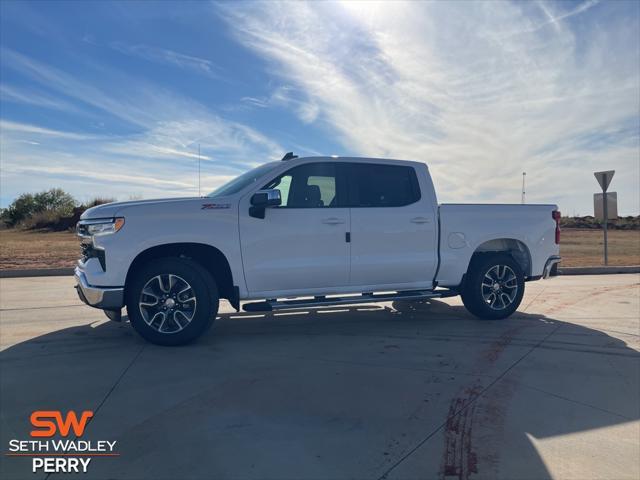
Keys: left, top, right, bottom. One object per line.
{"left": 30, "top": 410, "right": 94, "bottom": 437}
{"left": 6, "top": 410, "right": 118, "bottom": 474}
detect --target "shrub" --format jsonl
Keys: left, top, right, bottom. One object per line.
{"left": 560, "top": 215, "right": 639, "bottom": 230}
{"left": 0, "top": 190, "right": 120, "bottom": 230}
{"left": 1, "top": 193, "right": 38, "bottom": 226}
{"left": 1, "top": 189, "right": 76, "bottom": 227}
{"left": 20, "top": 210, "right": 66, "bottom": 230}
{"left": 84, "top": 197, "right": 116, "bottom": 208}
{"left": 21, "top": 197, "right": 117, "bottom": 231}
{"left": 33, "top": 189, "right": 75, "bottom": 216}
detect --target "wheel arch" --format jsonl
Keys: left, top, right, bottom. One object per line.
{"left": 470, "top": 238, "right": 532, "bottom": 277}
{"left": 125, "top": 243, "right": 236, "bottom": 304}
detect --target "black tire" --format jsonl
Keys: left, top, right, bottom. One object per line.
{"left": 126, "top": 257, "right": 218, "bottom": 346}
{"left": 461, "top": 253, "right": 525, "bottom": 320}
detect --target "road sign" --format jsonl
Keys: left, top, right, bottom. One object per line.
{"left": 593, "top": 170, "right": 616, "bottom": 265}
{"left": 594, "top": 170, "right": 615, "bottom": 192}
{"left": 594, "top": 192, "right": 618, "bottom": 220}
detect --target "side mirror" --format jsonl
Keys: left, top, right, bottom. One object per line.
{"left": 251, "top": 189, "right": 281, "bottom": 207}
{"left": 249, "top": 189, "right": 281, "bottom": 219}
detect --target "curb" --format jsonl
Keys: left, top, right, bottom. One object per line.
{"left": 558, "top": 266, "right": 640, "bottom": 275}
{"left": 0, "top": 268, "right": 75, "bottom": 278}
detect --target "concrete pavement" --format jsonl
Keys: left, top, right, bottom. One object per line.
{"left": 0, "top": 275, "right": 638, "bottom": 479}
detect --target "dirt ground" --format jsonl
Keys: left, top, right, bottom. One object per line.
{"left": 0, "top": 229, "right": 79, "bottom": 269}
{"left": 0, "top": 228, "right": 638, "bottom": 270}
{"left": 560, "top": 228, "right": 640, "bottom": 267}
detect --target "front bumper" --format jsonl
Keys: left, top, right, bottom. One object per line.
{"left": 543, "top": 255, "right": 561, "bottom": 279}
{"left": 74, "top": 267, "right": 124, "bottom": 310}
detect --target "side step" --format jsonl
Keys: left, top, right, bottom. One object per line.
{"left": 243, "top": 290, "right": 454, "bottom": 312}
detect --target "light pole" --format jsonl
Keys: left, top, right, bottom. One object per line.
{"left": 521, "top": 172, "right": 526, "bottom": 204}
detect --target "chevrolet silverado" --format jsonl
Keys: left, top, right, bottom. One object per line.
{"left": 75, "top": 155, "right": 561, "bottom": 345}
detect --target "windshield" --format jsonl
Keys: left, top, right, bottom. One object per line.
{"left": 208, "top": 162, "right": 279, "bottom": 198}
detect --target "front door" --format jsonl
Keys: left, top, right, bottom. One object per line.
{"left": 239, "top": 162, "right": 350, "bottom": 295}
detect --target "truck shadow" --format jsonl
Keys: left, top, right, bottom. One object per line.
{"left": 1, "top": 300, "right": 638, "bottom": 480}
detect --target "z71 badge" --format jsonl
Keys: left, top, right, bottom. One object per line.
{"left": 201, "top": 203, "right": 230, "bottom": 210}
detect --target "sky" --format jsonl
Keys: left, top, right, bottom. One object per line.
{"left": 0, "top": 0, "right": 638, "bottom": 215}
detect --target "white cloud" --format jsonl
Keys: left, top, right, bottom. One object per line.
{"left": 1, "top": 47, "right": 283, "bottom": 160}
{"left": 532, "top": 0, "right": 599, "bottom": 35}
{"left": 0, "top": 49, "right": 284, "bottom": 205}
{"left": 0, "top": 47, "right": 154, "bottom": 128}
{"left": 104, "top": 118, "right": 283, "bottom": 165}
{"left": 110, "top": 43, "right": 225, "bottom": 80}
{"left": 0, "top": 114, "right": 283, "bottom": 204}
{"left": 241, "top": 96, "right": 270, "bottom": 108}
{"left": 218, "top": 0, "right": 640, "bottom": 214}
{"left": 0, "top": 120, "right": 96, "bottom": 140}
{"left": 241, "top": 86, "right": 320, "bottom": 123}
{"left": 0, "top": 84, "right": 78, "bottom": 112}
{"left": 3, "top": 163, "right": 196, "bottom": 190}
{"left": 0, "top": 144, "right": 242, "bottom": 203}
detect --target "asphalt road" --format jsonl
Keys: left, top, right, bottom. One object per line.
{"left": 0, "top": 274, "right": 638, "bottom": 480}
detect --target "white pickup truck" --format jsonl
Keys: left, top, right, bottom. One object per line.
{"left": 75, "top": 155, "right": 561, "bottom": 345}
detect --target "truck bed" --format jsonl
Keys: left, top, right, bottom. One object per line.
{"left": 436, "top": 203, "right": 559, "bottom": 287}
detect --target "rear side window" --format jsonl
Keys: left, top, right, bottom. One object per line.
{"left": 348, "top": 164, "right": 421, "bottom": 207}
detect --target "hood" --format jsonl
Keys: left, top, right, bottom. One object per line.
{"left": 80, "top": 197, "right": 209, "bottom": 219}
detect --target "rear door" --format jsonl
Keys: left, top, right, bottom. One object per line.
{"left": 348, "top": 162, "right": 438, "bottom": 288}
{"left": 239, "top": 162, "right": 350, "bottom": 295}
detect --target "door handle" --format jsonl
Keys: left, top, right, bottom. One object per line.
{"left": 411, "top": 217, "right": 431, "bottom": 224}
{"left": 322, "top": 217, "right": 345, "bottom": 225}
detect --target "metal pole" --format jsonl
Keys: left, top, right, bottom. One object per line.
{"left": 198, "top": 144, "right": 201, "bottom": 197}
{"left": 521, "top": 172, "right": 526, "bottom": 204}
{"left": 603, "top": 178, "right": 608, "bottom": 266}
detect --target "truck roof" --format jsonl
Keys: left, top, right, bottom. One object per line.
{"left": 292, "top": 156, "right": 429, "bottom": 169}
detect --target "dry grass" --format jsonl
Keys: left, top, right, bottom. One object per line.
{"left": 0, "top": 229, "right": 79, "bottom": 270}
{"left": 560, "top": 228, "right": 640, "bottom": 267}
{"left": 0, "top": 228, "right": 638, "bottom": 271}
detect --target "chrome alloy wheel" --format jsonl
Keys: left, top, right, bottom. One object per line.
{"left": 138, "top": 274, "right": 197, "bottom": 334}
{"left": 481, "top": 265, "right": 518, "bottom": 310}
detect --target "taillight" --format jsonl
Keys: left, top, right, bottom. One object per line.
{"left": 552, "top": 210, "right": 561, "bottom": 244}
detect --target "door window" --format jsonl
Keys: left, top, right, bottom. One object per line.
{"left": 269, "top": 174, "right": 293, "bottom": 206}
{"left": 348, "top": 164, "right": 420, "bottom": 207}
{"left": 263, "top": 163, "right": 344, "bottom": 208}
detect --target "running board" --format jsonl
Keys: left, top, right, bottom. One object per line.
{"left": 243, "top": 289, "right": 455, "bottom": 312}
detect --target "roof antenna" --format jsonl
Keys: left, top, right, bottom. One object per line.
{"left": 281, "top": 152, "right": 298, "bottom": 161}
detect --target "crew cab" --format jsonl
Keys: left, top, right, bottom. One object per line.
{"left": 75, "top": 155, "right": 561, "bottom": 345}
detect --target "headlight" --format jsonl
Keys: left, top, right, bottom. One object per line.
{"left": 78, "top": 218, "right": 125, "bottom": 237}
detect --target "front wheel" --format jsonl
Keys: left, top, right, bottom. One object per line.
{"left": 126, "top": 257, "right": 218, "bottom": 345}
{"left": 461, "top": 254, "right": 524, "bottom": 320}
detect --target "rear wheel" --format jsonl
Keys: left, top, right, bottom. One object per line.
{"left": 126, "top": 257, "right": 218, "bottom": 345}
{"left": 461, "top": 253, "right": 524, "bottom": 320}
